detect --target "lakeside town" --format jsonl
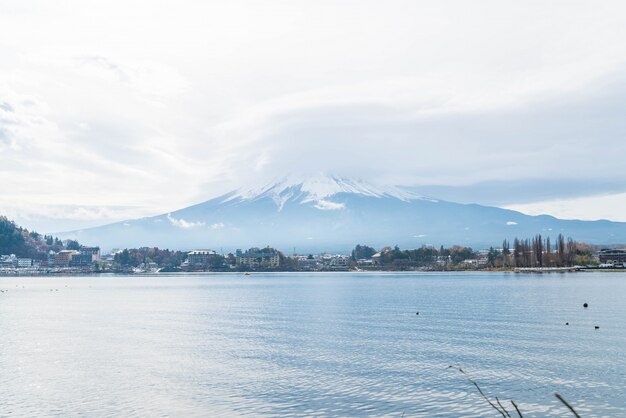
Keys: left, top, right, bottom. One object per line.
{"left": 3, "top": 241, "right": 626, "bottom": 276}
{"left": 3, "top": 214, "right": 626, "bottom": 275}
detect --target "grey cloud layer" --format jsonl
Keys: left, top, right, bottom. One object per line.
{"left": 1, "top": 0, "right": 626, "bottom": 230}
{"left": 211, "top": 70, "right": 626, "bottom": 189}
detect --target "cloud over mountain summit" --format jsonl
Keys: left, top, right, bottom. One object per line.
{"left": 2, "top": 0, "right": 626, "bottom": 231}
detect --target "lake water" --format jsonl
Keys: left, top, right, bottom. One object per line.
{"left": 1, "top": 272, "right": 625, "bottom": 417}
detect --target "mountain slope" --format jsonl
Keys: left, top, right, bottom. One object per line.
{"left": 57, "top": 175, "right": 626, "bottom": 252}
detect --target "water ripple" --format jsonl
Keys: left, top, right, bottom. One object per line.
{"left": 1, "top": 272, "right": 625, "bottom": 417}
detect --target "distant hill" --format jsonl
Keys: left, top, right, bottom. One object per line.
{"left": 57, "top": 174, "right": 626, "bottom": 252}
{"left": 0, "top": 216, "right": 71, "bottom": 258}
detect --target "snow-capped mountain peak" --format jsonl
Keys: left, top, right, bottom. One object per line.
{"left": 58, "top": 171, "right": 626, "bottom": 252}
{"left": 223, "top": 173, "right": 424, "bottom": 210}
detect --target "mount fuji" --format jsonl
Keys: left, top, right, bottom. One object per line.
{"left": 58, "top": 174, "right": 626, "bottom": 252}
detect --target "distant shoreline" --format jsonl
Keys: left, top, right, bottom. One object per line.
{"left": 2, "top": 267, "right": 626, "bottom": 277}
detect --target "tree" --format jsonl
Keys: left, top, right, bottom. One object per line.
{"left": 556, "top": 234, "right": 566, "bottom": 266}
{"left": 533, "top": 234, "right": 543, "bottom": 267}
{"left": 566, "top": 238, "right": 577, "bottom": 266}
{"left": 351, "top": 244, "right": 376, "bottom": 260}
{"left": 0, "top": 216, "right": 26, "bottom": 256}
{"left": 487, "top": 247, "right": 499, "bottom": 267}
{"left": 448, "top": 246, "right": 475, "bottom": 264}
{"left": 508, "top": 234, "right": 584, "bottom": 268}
{"left": 502, "top": 239, "right": 510, "bottom": 267}
{"left": 115, "top": 249, "right": 132, "bottom": 266}
{"left": 64, "top": 240, "right": 80, "bottom": 251}
{"left": 513, "top": 238, "right": 522, "bottom": 267}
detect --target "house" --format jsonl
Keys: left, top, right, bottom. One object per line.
{"left": 356, "top": 258, "right": 374, "bottom": 267}
{"left": 435, "top": 255, "right": 450, "bottom": 266}
{"left": 297, "top": 255, "right": 320, "bottom": 270}
{"left": 329, "top": 256, "right": 350, "bottom": 271}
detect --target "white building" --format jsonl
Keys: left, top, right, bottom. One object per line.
{"left": 188, "top": 250, "right": 218, "bottom": 266}
{"left": 329, "top": 256, "right": 350, "bottom": 270}
{"left": 236, "top": 248, "right": 280, "bottom": 268}
{"left": 17, "top": 258, "right": 32, "bottom": 268}
{"left": 80, "top": 246, "right": 101, "bottom": 262}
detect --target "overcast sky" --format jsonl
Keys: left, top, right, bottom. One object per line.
{"left": 1, "top": 0, "right": 626, "bottom": 232}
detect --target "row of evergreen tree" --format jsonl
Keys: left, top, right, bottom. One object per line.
{"left": 353, "top": 234, "right": 596, "bottom": 268}
{"left": 489, "top": 234, "right": 594, "bottom": 267}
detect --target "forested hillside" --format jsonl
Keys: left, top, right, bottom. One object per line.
{"left": 0, "top": 216, "right": 73, "bottom": 258}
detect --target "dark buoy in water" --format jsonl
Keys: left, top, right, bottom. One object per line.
{"left": 583, "top": 303, "right": 588, "bottom": 308}
{"left": 416, "top": 311, "right": 419, "bottom": 315}
{"left": 595, "top": 326, "right": 600, "bottom": 329}
{"left": 565, "top": 322, "right": 569, "bottom": 325}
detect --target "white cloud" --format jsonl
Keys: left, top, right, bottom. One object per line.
{"left": 166, "top": 213, "right": 205, "bottom": 229}
{"left": 210, "top": 222, "right": 225, "bottom": 230}
{"left": 506, "top": 193, "right": 626, "bottom": 222}
{"left": 2, "top": 0, "right": 626, "bottom": 229}
{"left": 314, "top": 200, "right": 346, "bottom": 211}
{"left": 506, "top": 221, "right": 518, "bottom": 226}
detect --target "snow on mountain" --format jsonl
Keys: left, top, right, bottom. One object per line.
{"left": 223, "top": 174, "right": 427, "bottom": 210}
{"left": 57, "top": 174, "right": 626, "bottom": 252}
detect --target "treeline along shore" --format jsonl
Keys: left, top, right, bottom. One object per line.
{"left": 3, "top": 214, "right": 622, "bottom": 275}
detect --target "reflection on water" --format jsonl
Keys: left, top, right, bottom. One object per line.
{"left": 1, "top": 272, "right": 625, "bottom": 417}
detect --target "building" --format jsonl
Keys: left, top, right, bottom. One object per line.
{"left": 17, "top": 258, "right": 33, "bottom": 268}
{"left": 435, "top": 255, "right": 450, "bottom": 267}
{"left": 0, "top": 255, "right": 17, "bottom": 268}
{"left": 598, "top": 249, "right": 626, "bottom": 264}
{"left": 355, "top": 258, "right": 374, "bottom": 268}
{"left": 80, "top": 246, "right": 101, "bottom": 262}
{"left": 236, "top": 248, "right": 280, "bottom": 268}
{"left": 69, "top": 253, "right": 94, "bottom": 267}
{"left": 187, "top": 250, "right": 218, "bottom": 266}
{"left": 101, "top": 249, "right": 122, "bottom": 262}
{"left": 55, "top": 250, "right": 79, "bottom": 267}
{"left": 297, "top": 255, "right": 320, "bottom": 271}
{"left": 329, "top": 256, "right": 350, "bottom": 271}
{"left": 46, "top": 251, "right": 56, "bottom": 267}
